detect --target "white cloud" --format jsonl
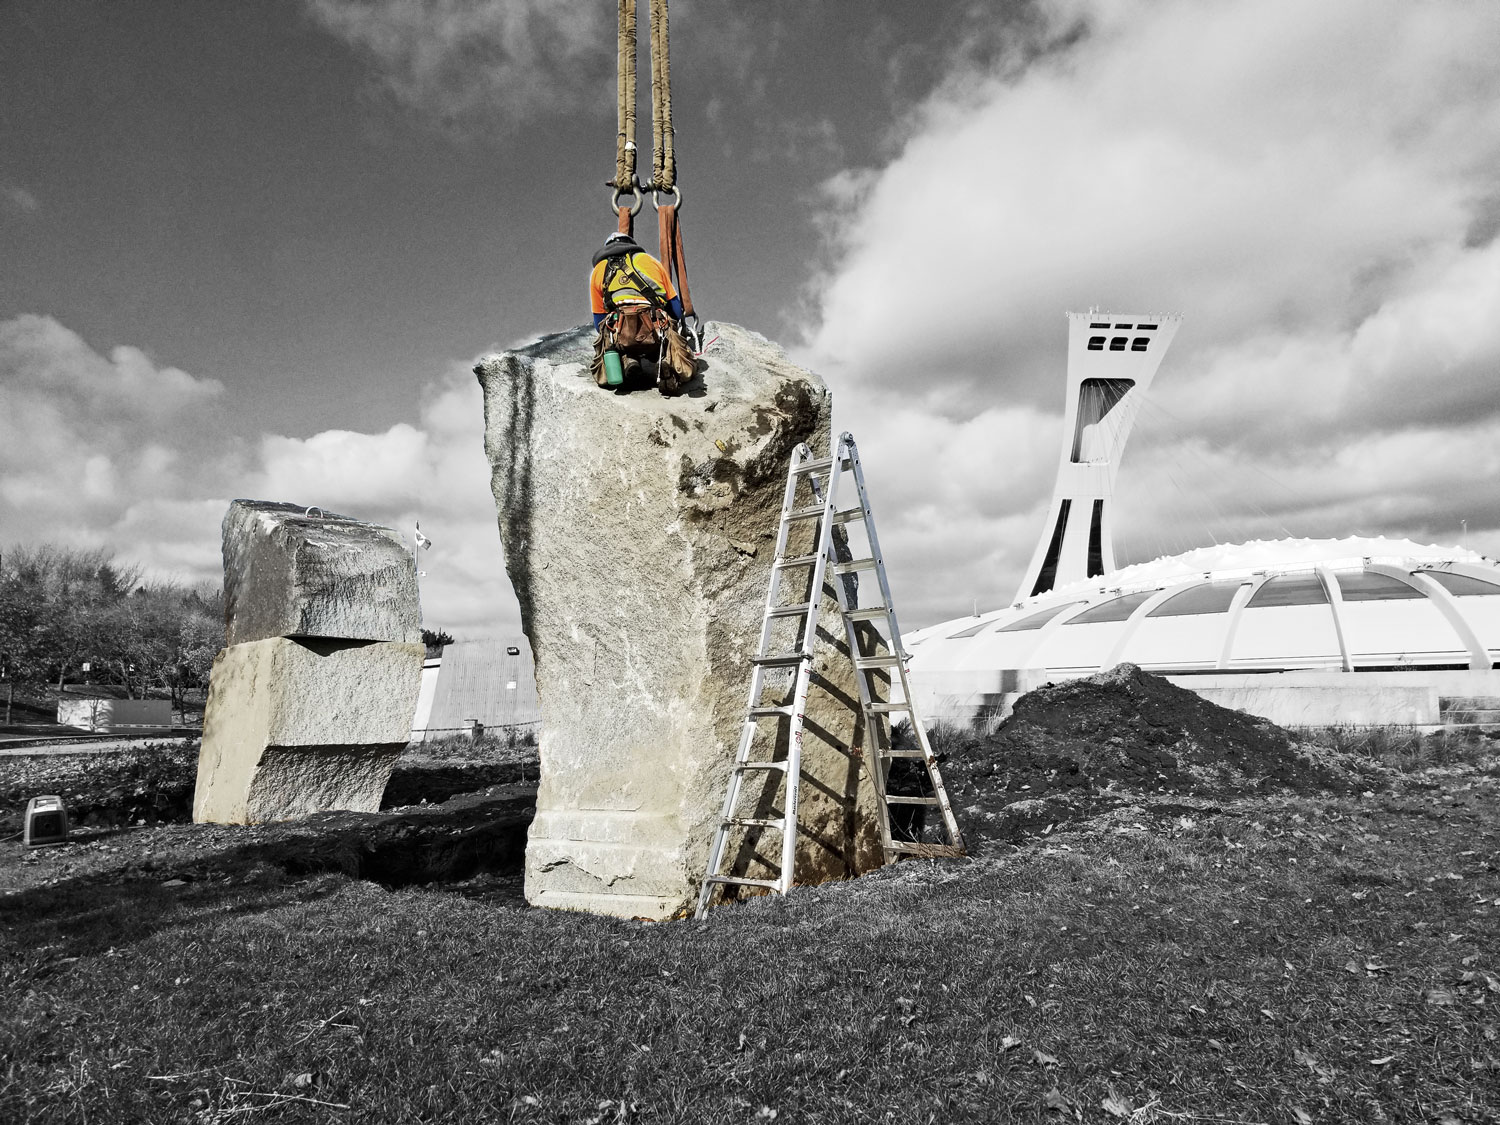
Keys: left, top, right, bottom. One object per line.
{"left": 801, "top": 0, "right": 1500, "bottom": 624}
{"left": 245, "top": 365, "right": 519, "bottom": 639}
{"left": 304, "top": 0, "right": 610, "bottom": 131}
{"left": 0, "top": 315, "right": 232, "bottom": 566}
{"left": 0, "top": 316, "right": 521, "bottom": 639}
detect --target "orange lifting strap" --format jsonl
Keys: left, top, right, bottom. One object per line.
{"left": 611, "top": 0, "right": 696, "bottom": 324}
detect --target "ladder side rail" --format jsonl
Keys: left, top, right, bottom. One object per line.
{"left": 841, "top": 432, "right": 910, "bottom": 658}
{"left": 834, "top": 552, "right": 900, "bottom": 864}
{"left": 756, "top": 440, "right": 823, "bottom": 662}
{"left": 840, "top": 432, "right": 965, "bottom": 854}
{"left": 769, "top": 445, "right": 812, "bottom": 558}
{"left": 796, "top": 462, "right": 841, "bottom": 659}
{"left": 775, "top": 456, "right": 843, "bottom": 892}
{"left": 698, "top": 441, "right": 817, "bottom": 918}
{"left": 890, "top": 655, "right": 966, "bottom": 851}
{"left": 775, "top": 660, "right": 814, "bottom": 892}
{"left": 822, "top": 434, "right": 899, "bottom": 862}
{"left": 750, "top": 458, "right": 802, "bottom": 662}
{"left": 758, "top": 442, "right": 813, "bottom": 637}
{"left": 696, "top": 670, "right": 773, "bottom": 918}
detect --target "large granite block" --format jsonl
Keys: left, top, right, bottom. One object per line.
{"left": 476, "top": 321, "right": 883, "bottom": 920}
{"left": 193, "top": 637, "right": 425, "bottom": 824}
{"left": 222, "top": 500, "right": 420, "bottom": 646}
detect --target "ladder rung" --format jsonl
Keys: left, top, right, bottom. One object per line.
{"left": 751, "top": 653, "right": 809, "bottom": 668}
{"left": 886, "top": 842, "right": 966, "bottom": 858}
{"left": 765, "top": 603, "right": 812, "bottom": 619}
{"left": 793, "top": 457, "right": 835, "bottom": 475}
{"left": 705, "top": 875, "right": 782, "bottom": 890}
{"left": 697, "top": 436, "right": 967, "bottom": 918}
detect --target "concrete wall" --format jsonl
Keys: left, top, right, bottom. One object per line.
{"left": 410, "top": 639, "right": 541, "bottom": 739}
{"left": 57, "top": 698, "right": 173, "bottom": 733}
{"left": 409, "top": 656, "right": 442, "bottom": 735}
{"left": 911, "top": 666, "right": 1500, "bottom": 731}
{"left": 1169, "top": 672, "right": 1436, "bottom": 727}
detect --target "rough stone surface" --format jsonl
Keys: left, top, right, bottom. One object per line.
{"left": 221, "top": 500, "right": 420, "bottom": 647}
{"left": 475, "top": 321, "right": 883, "bottom": 919}
{"left": 194, "top": 638, "right": 424, "bottom": 825}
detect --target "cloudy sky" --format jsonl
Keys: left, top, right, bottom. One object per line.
{"left": 4, "top": 0, "right": 1499, "bottom": 638}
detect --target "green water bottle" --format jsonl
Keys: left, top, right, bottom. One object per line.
{"left": 603, "top": 348, "right": 624, "bottom": 386}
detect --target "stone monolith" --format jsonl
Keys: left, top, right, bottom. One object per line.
{"left": 222, "top": 501, "right": 421, "bottom": 647}
{"left": 476, "top": 322, "right": 883, "bottom": 920}
{"left": 194, "top": 501, "right": 423, "bottom": 825}
{"left": 193, "top": 637, "right": 424, "bottom": 823}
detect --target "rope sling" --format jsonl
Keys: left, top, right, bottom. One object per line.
{"left": 611, "top": 0, "right": 697, "bottom": 329}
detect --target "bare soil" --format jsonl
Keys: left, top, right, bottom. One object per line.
{"left": 0, "top": 740, "right": 537, "bottom": 901}
{"left": 926, "top": 663, "right": 1397, "bottom": 849}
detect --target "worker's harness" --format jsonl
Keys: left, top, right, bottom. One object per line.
{"left": 594, "top": 251, "right": 695, "bottom": 392}
{"left": 600, "top": 252, "right": 667, "bottom": 314}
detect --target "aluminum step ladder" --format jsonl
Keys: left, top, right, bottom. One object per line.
{"left": 694, "top": 432, "right": 964, "bottom": 920}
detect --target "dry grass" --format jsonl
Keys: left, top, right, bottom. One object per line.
{"left": 405, "top": 726, "right": 538, "bottom": 764}
{"left": 2, "top": 753, "right": 1496, "bottom": 1124}
{"left": 1307, "top": 724, "right": 1499, "bottom": 773}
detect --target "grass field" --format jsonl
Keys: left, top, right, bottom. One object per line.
{"left": 1, "top": 736, "right": 1497, "bottom": 1123}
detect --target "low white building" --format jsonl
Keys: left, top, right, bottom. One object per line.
{"left": 57, "top": 693, "right": 174, "bottom": 734}
{"left": 907, "top": 537, "right": 1500, "bottom": 728}
{"left": 409, "top": 637, "right": 541, "bottom": 741}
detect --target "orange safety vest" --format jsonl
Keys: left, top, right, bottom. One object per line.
{"left": 590, "top": 251, "right": 679, "bottom": 319}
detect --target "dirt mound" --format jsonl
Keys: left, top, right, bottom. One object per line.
{"left": 926, "top": 664, "right": 1382, "bottom": 849}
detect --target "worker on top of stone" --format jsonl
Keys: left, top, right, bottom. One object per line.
{"left": 589, "top": 231, "right": 697, "bottom": 395}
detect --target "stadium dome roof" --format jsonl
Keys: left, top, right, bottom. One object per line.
{"left": 906, "top": 536, "right": 1500, "bottom": 679}
{"left": 903, "top": 312, "right": 1500, "bottom": 730}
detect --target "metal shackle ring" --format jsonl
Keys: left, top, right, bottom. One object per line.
{"left": 611, "top": 187, "right": 643, "bottom": 216}
{"left": 653, "top": 186, "right": 682, "bottom": 210}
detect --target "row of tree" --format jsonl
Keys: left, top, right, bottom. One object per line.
{"left": 0, "top": 545, "right": 223, "bottom": 714}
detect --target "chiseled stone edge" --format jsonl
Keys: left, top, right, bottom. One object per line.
{"left": 194, "top": 637, "right": 424, "bottom": 825}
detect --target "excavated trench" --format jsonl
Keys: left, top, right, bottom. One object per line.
{"left": 268, "top": 784, "right": 536, "bottom": 888}
{"left": 1, "top": 752, "right": 538, "bottom": 894}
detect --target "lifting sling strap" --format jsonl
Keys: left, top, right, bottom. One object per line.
{"left": 611, "top": 0, "right": 697, "bottom": 327}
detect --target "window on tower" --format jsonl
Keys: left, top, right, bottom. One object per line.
{"left": 1109, "top": 337, "right": 1127, "bottom": 351}
{"left": 1087, "top": 336, "right": 1105, "bottom": 350}
{"left": 1131, "top": 337, "right": 1149, "bottom": 351}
